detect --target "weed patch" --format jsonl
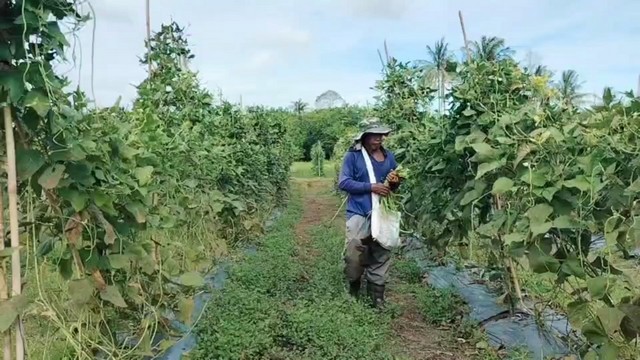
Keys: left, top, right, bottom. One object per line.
{"left": 415, "top": 286, "right": 467, "bottom": 325}
{"left": 193, "top": 184, "right": 394, "bottom": 359}
{"left": 392, "top": 257, "right": 423, "bottom": 284}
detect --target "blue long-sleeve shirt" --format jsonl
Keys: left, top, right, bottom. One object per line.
{"left": 338, "top": 147, "right": 397, "bottom": 219}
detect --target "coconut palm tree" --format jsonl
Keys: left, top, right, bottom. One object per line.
{"left": 471, "top": 36, "right": 514, "bottom": 61}
{"left": 424, "top": 38, "right": 455, "bottom": 114}
{"left": 291, "top": 99, "right": 308, "bottom": 116}
{"left": 556, "top": 70, "right": 586, "bottom": 110}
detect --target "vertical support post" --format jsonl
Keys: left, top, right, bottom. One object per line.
{"left": 146, "top": 0, "right": 152, "bottom": 74}
{"left": 0, "top": 186, "right": 11, "bottom": 360}
{"left": 458, "top": 11, "right": 472, "bottom": 62}
{"left": 4, "top": 106, "right": 23, "bottom": 359}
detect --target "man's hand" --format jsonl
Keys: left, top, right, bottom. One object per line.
{"left": 371, "top": 183, "right": 391, "bottom": 196}
{"left": 386, "top": 170, "right": 400, "bottom": 185}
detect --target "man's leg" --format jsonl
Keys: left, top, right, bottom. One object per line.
{"left": 343, "top": 215, "right": 371, "bottom": 298}
{"left": 364, "top": 241, "right": 392, "bottom": 307}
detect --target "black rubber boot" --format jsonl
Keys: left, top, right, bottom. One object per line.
{"left": 349, "top": 279, "right": 361, "bottom": 298}
{"left": 370, "top": 284, "right": 385, "bottom": 309}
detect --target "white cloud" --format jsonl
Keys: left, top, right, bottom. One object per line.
{"left": 61, "top": 0, "right": 639, "bottom": 108}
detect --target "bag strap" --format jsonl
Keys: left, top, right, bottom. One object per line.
{"left": 360, "top": 147, "right": 379, "bottom": 210}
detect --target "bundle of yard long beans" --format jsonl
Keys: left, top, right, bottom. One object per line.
{"left": 381, "top": 165, "right": 409, "bottom": 213}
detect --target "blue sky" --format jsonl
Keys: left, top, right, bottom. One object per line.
{"left": 62, "top": 0, "right": 640, "bottom": 108}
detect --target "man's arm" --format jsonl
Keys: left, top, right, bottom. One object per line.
{"left": 338, "top": 152, "right": 372, "bottom": 194}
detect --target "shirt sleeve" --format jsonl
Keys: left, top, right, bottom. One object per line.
{"left": 338, "top": 152, "right": 372, "bottom": 194}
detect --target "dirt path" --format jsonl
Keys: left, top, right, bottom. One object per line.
{"left": 294, "top": 178, "right": 339, "bottom": 241}
{"left": 292, "top": 177, "right": 475, "bottom": 360}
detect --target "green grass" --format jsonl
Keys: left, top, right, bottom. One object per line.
{"left": 290, "top": 161, "right": 336, "bottom": 179}
{"left": 192, "top": 186, "right": 394, "bottom": 360}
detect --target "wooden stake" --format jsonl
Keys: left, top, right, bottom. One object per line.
{"left": 0, "top": 186, "right": 11, "bottom": 360}
{"left": 458, "top": 11, "right": 472, "bottom": 62}
{"left": 383, "top": 39, "right": 390, "bottom": 62}
{"left": 3, "top": 106, "right": 23, "bottom": 360}
{"left": 145, "top": 0, "right": 152, "bottom": 74}
{"left": 495, "top": 195, "right": 528, "bottom": 313}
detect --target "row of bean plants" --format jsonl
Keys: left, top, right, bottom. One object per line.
{"left": 378, "top": 40, "right": 640, "bottom": 359}
{"left": 0, "top": 3, "right": 293, "bottom": 359}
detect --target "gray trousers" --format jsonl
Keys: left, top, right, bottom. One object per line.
{"left": 343, "top": 215, "right": 391, "bottom": 286}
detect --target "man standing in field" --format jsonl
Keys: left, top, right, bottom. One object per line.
{"left": 338, "top": 119, "right": 400, "bottom": 308}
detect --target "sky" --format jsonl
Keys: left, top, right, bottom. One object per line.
{"left": 60, "top": 0, "right": 640, "bottom": 109}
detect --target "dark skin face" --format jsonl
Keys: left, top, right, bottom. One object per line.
{"left": 362, "top": 133, "right": 392, "bottom": 196}
{"left": 362, "top": 133, "right": 384, "bottom": 153}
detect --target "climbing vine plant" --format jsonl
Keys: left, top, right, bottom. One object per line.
{"left": 0, "top": 5, "right": 293, "bottom": 359}
{"left": 382, "top": 42, "right": 640, "bottom": 359}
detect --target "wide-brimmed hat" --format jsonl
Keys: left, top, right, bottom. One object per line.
{"left": 353, "top": 117, "right": 392, "bottom": 142}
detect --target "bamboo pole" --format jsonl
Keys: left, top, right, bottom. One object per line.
{"left": 146, "top": 0, "right": 152, "bottom": 74}
{"left": 0, "top": 186, "right": 10, "bottom": 360}
{"left": 458, "top": 11, "right": 472, "bottom": 62}
{"left": 4, "top": 106, "right": 23, "bottom": 359}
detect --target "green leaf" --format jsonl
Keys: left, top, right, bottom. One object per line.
{"left": 540, "top": 186, "right": 559, "bottom": 202}
{"left": 514, "top": 144, "right": 532, "bottom": 168}
{"left": 68, "top": 278, "right": 94, "bottom": 305}
{"left": 461, "top": 189, "right": 482, "bottom": 205}
{"left": 560, "top": 256, "right": 586, "bottom": 279}
{"left": 587, "top": 276, "right": 609, "bottom": 300}
{"left": 582, "top": 319, "right": 608, "bottom": 345}
{"left": 527, "top": 246, "right": 559, "bottom": 273}
{"left": 475, "top": 161, "right": 503, "bottom": 179}
{"left": 23, "top": 90, "right": 51, "bottom": 117}
{"left": 178, "top": 296, "right": 195, "bottom": 326}
{"left": 108, "top": 254, "right": 131, "bottom": 270}
{"left": 0, "top": 294, "right": 28, "bottom": 333}
{"left": 0, "top": 70, "right": 25, "bottom": 103}
{"left": 100, "top": 285, "right": 127, "bottom": 308}
{"left": 178, "top": 271, "right": 205, "bottom": 287}
{"left": 564, "top": 176, "right": 591, "bottom": 192}
{"left": 618, "top": 303, "right": 640, "bottom": 340}
{"left": 462, "top": 107, "right": 476, "bottom": 116}
{"left": 567, "top": 299, "right": 591, "bottom": 330}
{"left": 491, "top": 177, "right": 514, "bottom": 195}
{"left": 134, "top": 166, "right": 154, "bottom": 186}
{"left": 93, "top": 191, "right": 117, "bottom": 216}
{"left": 38, "top": 164, "right": 65, "bottom": 189}
{"left": 58, "top": 256, "right": 73, "bottom": 280}
{"left": 520, "top": 169, "right": 547, "bottom": 187}
{"left": 59, "top": 188, "right": 89, "bottom": 211}
{"left": 46, "top": 22, "right": 70, "bottom": 46}
{"left": 626, "top": 178, "right": 640, "bottom": 194}
{"left": 470, "top": 143, "right": 498, "bottom": 161}
{"left": 125, "top": 202, "right": 147, "bottom": 223}
{"left": 553, "top": 215, "right": 577, "bottom": 229}
{"left": 526, "top": 203, "right": 553, "bottom": 226}
{"left": 16, "top": 148, "right": 45, "bottom": 180}
{"left": 0, "top": 43, "right": 10, "bottom": 61}
{"left": 503, "top": 232, "right": 524, "bottom": 245}
{"left": 597, "top": 307, "right": 626, "bottom": 337}
{"left": 530, "top": 222, "right": 552, "bottom": 237}
{"left": 604, "top": 219, "right": 620, "bottom": 247}
{"left": 598, "top": 342, "right": 620, "bottom": 360}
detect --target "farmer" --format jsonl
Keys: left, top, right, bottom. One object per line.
{"left": 338, "top": 119, "right": 400, "bottom": 308}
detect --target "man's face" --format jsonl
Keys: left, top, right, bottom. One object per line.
{"left": 363, "top": 133, "right": 384, "bottom": 151}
